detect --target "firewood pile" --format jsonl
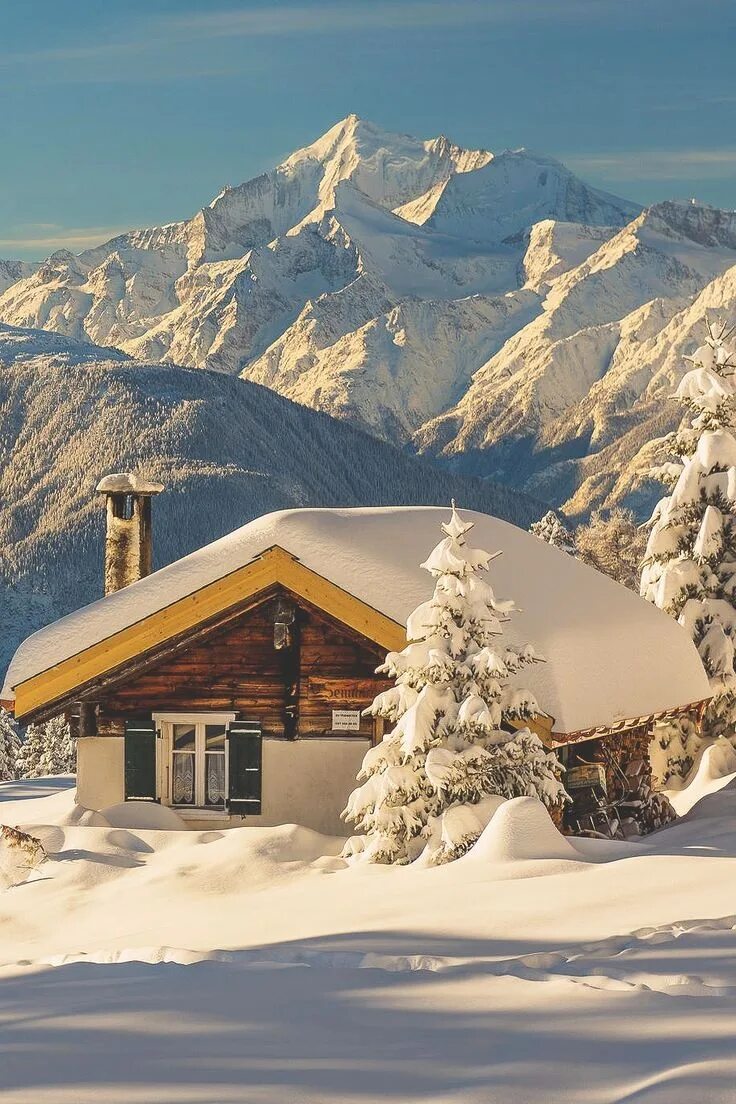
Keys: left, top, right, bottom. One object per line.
{"left": 565, "top": 754, "right": 676, "bottom": 839}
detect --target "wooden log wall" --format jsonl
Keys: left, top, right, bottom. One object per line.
{"left": 298, "top": 605, "right": 386, "bottom": 738}
{"left": 94, "top": 589, "right": 391, "bottom": 740}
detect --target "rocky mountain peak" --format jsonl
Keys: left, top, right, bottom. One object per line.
{"left": 3, "top": 118, "right": 733, "bottom": 527}
{"left": 640, "top": 200, "right": 736, "bottom": 249}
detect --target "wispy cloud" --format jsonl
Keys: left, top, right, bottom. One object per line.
{"left": 163, "top": 0, "right": 600, "bottom": 39}
{"left": 0, "top": 1, "right": 635, "bottom": 76}
{"left": 0, "top": 225, "right": 130, "bottom": 253}
{"left": 649, "top": 94, "right": 736, "bottom": 113}
{"left": 0, "top": 39, "right": 249, "bottom": 84}
{"left": 566, "top": 150, "right": 736, "bottom": 182}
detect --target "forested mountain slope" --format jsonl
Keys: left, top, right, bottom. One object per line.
{"left": 0, "top": 323, "right": 541, "bottom": 671}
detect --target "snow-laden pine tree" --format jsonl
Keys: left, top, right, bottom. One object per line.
{"left": 529, "top": 510, "right": 576, "bottom": 555}
{"left": 641, "top": 318, "right": 736, "bottom": 782}
{"left": 16, "top": 724, "right": 45, "bottom": 779}
{"left": 17, "top": 715, "right": 76, "bottom": 779}
{"left": 343, "top": 504, "right": 567, "bottom": 864}
{"left": 0, "top": 708, "right": 21, "bottom": 782}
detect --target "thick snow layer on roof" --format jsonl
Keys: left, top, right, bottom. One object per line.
{"left": 2, "top": 507, "right": 709, "bottom": 733}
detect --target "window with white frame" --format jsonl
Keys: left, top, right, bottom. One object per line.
{"left": 154, "top": 713, "right": 235, "bottom": 809}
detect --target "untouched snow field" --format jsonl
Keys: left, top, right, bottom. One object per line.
{"left": 2, "top": 765, "right": 736, "bottom": 1103}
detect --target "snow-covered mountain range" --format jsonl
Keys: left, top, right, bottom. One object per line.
{"left": 415, "top": 202, "right": 736, "bottom": 516}
{"left": 1, "top": 115, "right": 735, "bottom": 518}
{"left": 0, "top": 259, "right": 37, "bottom": 295}
{"left": 0, "top": 322, "right": 540, "bottom": 672}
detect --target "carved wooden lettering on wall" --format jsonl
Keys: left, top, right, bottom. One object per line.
{"left": 307, "top": 677, "right": 386, "bottom": 703}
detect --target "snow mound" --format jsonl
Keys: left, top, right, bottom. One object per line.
{"left": 100, "top": 801, "right": 188, "bottom": 831}
{"left": 184, "top": 824, "right": 345, "bottom": 890}
{"left": 225, "top": 822, "right": 344, "bottom": 865}
{"left": 697, "top": 739, "right": 736, "bottom": 784}
{"left": 666, "top": 739, "right": 736, "bottom": 816}
{"left": 466, "top": 797, "right": 580, "bottom": 863}
{"left": 63, "top": 807, "right": 110, "bottom": 827}
{"left": 681, "top": 776, "right": 736, "bottom": 825}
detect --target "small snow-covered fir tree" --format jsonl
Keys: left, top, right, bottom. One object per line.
{"left": 529, "top": 510, "right": 576, "bottom": 555}
{"left": 0, "top": 708, "right": 21, "bottom": 782}
{"left": 641, "top": 318, "right": 736, "bottom": 780}
{"left": 343, "top": 504, "right": 567, "bottom": 864}
{"left": 17, "top": 715, "right": 75, "bottom": 779}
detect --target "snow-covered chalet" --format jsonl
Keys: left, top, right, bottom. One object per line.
{"left": 1, "top": 478, "right": 710, "bottom": 834}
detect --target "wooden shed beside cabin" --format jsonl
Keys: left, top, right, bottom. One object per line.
{"left": 1, "top": 501, "right": 711, "bottom": 835}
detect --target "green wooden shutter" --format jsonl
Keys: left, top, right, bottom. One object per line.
{"left": 227, "top": 720, "right": 262, "bottom": 815}
{"left": 124, "top": 718, "right": 158, "bottom": 801}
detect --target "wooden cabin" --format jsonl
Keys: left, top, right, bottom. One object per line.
{"left": 1, "top": 486, "right": 711, "bottom": 834}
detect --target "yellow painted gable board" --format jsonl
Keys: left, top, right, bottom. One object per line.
{"left": 14, "top": 546, "right": 406, "bottom": 719}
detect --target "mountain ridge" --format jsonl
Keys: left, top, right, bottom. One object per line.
{"left": 413, "top": 200, "right": 736, "bottom": 515}
{"left": 0, "top": 115, "right": 638, "bottom": 370}
{"left": 1, "top": 115, "right": 733, "bottom": 519}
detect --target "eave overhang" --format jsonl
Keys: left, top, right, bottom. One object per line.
{"left": 5, "top": 545, "right": 713, "bottom": 744}
{"left": 549, "top": 697, "right": 712, "bottom": 747}
{"left": 10, "top": 545, "right": 407, "bottom": 724}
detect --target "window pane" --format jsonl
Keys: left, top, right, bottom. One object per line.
{"left": 172, "top": 753, "right": 195, "bottom": 804}
{"left": 205, "top": 754, "right": 225, "bottom": 807}
{"left": 205, "top": 724, "right": 226, "bottom": 751}
{"left": 173, "top": 724, "right": 196, "bottom": 751}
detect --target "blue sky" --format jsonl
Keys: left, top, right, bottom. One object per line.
{"left": 1, "top": 0, "right": 734, "bottom": 260}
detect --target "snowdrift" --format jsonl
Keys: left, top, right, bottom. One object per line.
{"left": 465, "top": 797, "right": 580, "bottom": 863}
{"left": 666, "top": 739, "right": 736, "bottom": 816}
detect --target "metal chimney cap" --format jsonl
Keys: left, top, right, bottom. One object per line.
{"left": 96, "top": 472, "right": 164, "bottom": 496}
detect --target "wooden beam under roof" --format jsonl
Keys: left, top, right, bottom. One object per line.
{"left": 12, "top": 546, "right": 407, "bottom": 723}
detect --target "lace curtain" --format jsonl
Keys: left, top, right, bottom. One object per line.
{"left": 172, "top": 753, "right": 195, "bottom": 805}
{"left": 205, "top": 754, "right": 226, "bottom": 806}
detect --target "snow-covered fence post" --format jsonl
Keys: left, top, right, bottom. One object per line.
{"left": 641, "top": 317, "right": 736, "bottom": 782}
{"left": 343, "top": 503, "right": 567, "bottom": 864}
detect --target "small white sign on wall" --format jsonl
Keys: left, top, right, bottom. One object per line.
{"left": 331, "top": 709, "right": 361, "bottom": 732}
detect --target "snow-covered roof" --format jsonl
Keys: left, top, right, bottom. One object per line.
{"left": 2, "top": 507, "right": 710, "bottom": 734}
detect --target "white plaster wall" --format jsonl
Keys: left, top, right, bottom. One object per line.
{"left": 76, "top": 736, "right": 368, "bottom": 837}
{"left": 254, "top": 738, "right": 369, "bottom": 835}
{"left": 76, "top": 737, "right": 125, "bottom": 810}
{"left": 183, "top": 739, "right": 369, "bottom": 835}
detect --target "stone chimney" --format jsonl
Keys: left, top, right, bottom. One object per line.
{"left": 96, "top": 473, "right": 164, "bottom": 595}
